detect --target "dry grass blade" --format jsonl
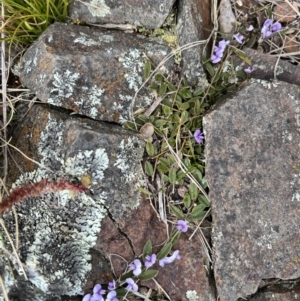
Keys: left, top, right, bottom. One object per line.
{"left": 0, "top": 274, "right": 9, "bottom": 301}
{"left": 0, "top": 219, "right": 27, "bottom": 280}
{"left": 152, "top": 278, "right": 172, "bottom": 301}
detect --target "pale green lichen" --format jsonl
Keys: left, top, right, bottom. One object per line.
{"left": 186, "top": 290, "right": 200, "bottom": 301}
{"left": 87, "top": 0, "right": 111, "bottom": 17}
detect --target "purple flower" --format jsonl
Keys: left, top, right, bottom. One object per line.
{"left": 244, "top": 66, "right": 254, "bottom": 73}
{"left": 261, "top": 19, "right": 282, "bottom": 38}
{"left": 108, "top": 280, "right": 116, "bottom": 291}
{"left": 233, "top": 33, "right": 244, "bottom": 44}
{"left": 106, "top": 291, "right": 119, "bottom": 301}
{"left": 93, "top": 284, "right": 106, "bottom": 296}
{"left": 145, "top": 254, "right": 157, "bottom": 268}
{"left": 159, "top": 250, "right": 180, "bottom": 267}
{"left": 125, "top": 278, "right": 138, "bottom": 292}
{"left": 91, "top": 294, "right": 103, "bottom": 301}
{"left": 177, "top": 220, "right": 188, "bottom": 232}
{"left": 210, "top": 39, "right": 229, "bottom": 64}
{"left": 246, "top": 25, "right": 254, "bottom": 31}
{"left": 194, "top": 129, "right": 204, "bottom": 144}
{"left": 128, "top": 259, "right": 142, "bottom": 276}
{"left": 83, "top": 294, "right": 91, "bottom": 301}
{"left": 271, "top": 21, "right": 282, "bottom": 32}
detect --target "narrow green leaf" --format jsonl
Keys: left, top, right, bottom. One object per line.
{"left": 157, "top": 242, "right": 172, "bottom": 260}
{"left": 154, "top": 119, "right": 168, "bottom": 127}
{"left": 188, "top": 210, "right": 209, "bottom": 222}
{"left": 198, "top": 194, "right": 210, "bottom": 206}
{"left": 191, "top": 203, "right": 206, "bottom": 215}
{"left": 157, "top": 163, "right": 169, "bottom": 174}
{"left": 170, "top": 231, "right": 181, "bottom": 246}
{"left": 139, "top": 187, "right": 152, "bottom": 196}
{"left": 138, "top": 269, "right": 159, "bottom": 281}
{"left": 192, "top": 168, "right": 202, "bottom": 182}
{"left": 181, "top": 111, "right": 189, "bottom": 123}
{"left": 115, "top": 288, "right": 128, "bottom": 297}
{"left": 120, "top": 270, "right": 134, "bottom": 281}
{"left": 188, "top": 182, "right": 199, "bottom": 201}
{"left": 146, "top": 142, "right": 157, "bottom": 157}
{"left": 158, "top": 83, "right": 167, "bottom": 96}
{"left": 230, "top": 46, "right": 252, "bottom": 65}
{"left": 193, "top": 87, "right": 203, "bottom": 96}
{"left": 169, "top": 167, "right": 177, "bottom": 184}
{"left": 144, "top": 161, "right": 154, "bottom": 176}
{"left": 142, "top": 240, "right": 153, "bottom": 257}
{"left": 150, "top": 83, "right": 159, "bottom": 91}
{"left": 143, "top": 60, "right": 151, "bottom": 79}
{"left": 155, "top": 73, "right": 165, "bottom": 83}
{"left": 204, "top": 61, "right": 215, "bottom": 76}
{"left": 179, "top": 87, "right": 192, "bottom": 99}
{"left": 167, "top": 82, "right": 176, "bottom": 91}
{"left": 169, "top": 204, "right": 185, "bottom": 220}
{"left": 183, "top": 193, "right": 191, "bottom": 209}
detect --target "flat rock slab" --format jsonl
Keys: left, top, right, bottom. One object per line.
{"left": 176, "top": 0, "right": 211, "bottom": 87}
{"left": 203, "top": 80, "right": 300, "bottom": 301}
{"left": 68, "top": 0, "right": 176, "bottom": 29}
{"left": 2, "top": 104, "right": 145, "bottom": 299}
{"left": 19, "top": 22, "right": 174, "bottom": 124}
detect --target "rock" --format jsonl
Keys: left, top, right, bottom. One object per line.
{"left": 2, "top": 103, "right": 145, "bottom": 300}
{"left": 218, "top": 0, "right": 236, "bottom": 39}
{"left": 19, "top": 22, "right": 175, "bottom": 124}
{"left": 204, "top": 80, "right": 300, "bottom": 301}
{"left": 233, "top": 48, "right": 300, "bottom": 86}
{"left": 273, "top": 2, "right": 298, "bottom": 23}
{"left": 68, "top": 0, "right": 176, "bottom": 29}
{"left": 176, "top": 0, "right": 210, "bottom": 87}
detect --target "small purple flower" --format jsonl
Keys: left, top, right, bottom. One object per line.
{"left": 145, "top": 254, "right": 157, "bottom": 268}
{"left": 108, "top": 280, "right": 116, "bottom": 291}
{"left": 83, "top": 294, "right": 91, "bottom": 301}
{"left": 106, "top": 291, "right": 119, "bottom": 301}
{"left": 271, "top": 21, "right": 282, "bottom": 32}
{"left": 128, "top": 259, "right": 142, "bottom": 276}
{"left": 233, "top": 33, "right": 244, "bottom": 44}
{"left": 264, "top": 19, "right": 273, "bottom": 28}
{"left": 91, "top": 294, "right": 103, "bottom": 301}
{"left": 244, "top": 66, "right": 254, "bottom": 73}
{"left": 261, "top": 26, "right": 272, "bottom": 38}
{"left": 159, "top": 250, "right": 180, "bottom": 267}
{"left": 125, "top": 278, "right": 138, "bottom": 292}
{"left": 194, "top": 129, "right": 204, "bottom": 144}
{"left": 93, "top": 284, "right": 106, "bottom": 296}
{"left": 177, "top": 220, "right": 188, "bottom": 232}
{"left": 246, "top": 25, "right": 254, "bottom": 31}
{"left": 210, "top": 39, "right": 229, "bottom": 64}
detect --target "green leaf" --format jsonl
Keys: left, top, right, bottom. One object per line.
{"left": 179, "top": 87, "right": 192, "bottom": 99}
{"left": 144, "top": 161, "right": 154, "bottom": 176}
{"left": 170, "top": 231, "right": 181, "bottom": 246}
{"left": 115, "top": 288, "right": 128, "bottom": 297}
{"left": 193, "top": 87, "right": 203, "bottom": 96}
{"left": 169, "top": 167, "right": 177, "bottom": 184}
{"left": 162, "top": 175, "right": 169, "bottom": 182}
{"left": 246, "top": 35, "right": 257, "bottom": 48}
{"left": 155, "top": 73, "right": 164, "bottom": 83}
{"left": 157, "top": 163, "right": 169, "bottom": 174}
{"left": 167, "top": 82, "right": 176, "bottom": 91}
{"left": 198, "top": 194, "right": 210, "bottom": 207}
{"left": 154, "top": 119, "right": 168, "bottom": 127}
{"left": 236, "top": 69, "right": 247, "bottom": 79}
{"left": 142, "top": 240, "right": 153, "bottom": 258}
{"left": 163, "top": 105, "right": 171, "bottom": 115}
{"left": 158, "top": 82, "right": 167, "bottom": 96}
{"left": 146, "top": 142, "right": 157, "bottom": 157}
{"left": 179, "top": 102, "right": 190, "bottom": 111}
{"left": 191, "top": 203, "right": 206, "bottom": 215}
{"left": 230, "top": 46, "right": 252, "bottom": 65}
{"left": 149, "top": 83, "right": 159, "bottom": 90}
{"left": 204, "top": 61, "right": 215, "bottom": 76}
{"left": 120, "top": 270, "right": 134, "bottom": 281}
{"left": 169, "top": 204, "right": 185, "bottom": 219}
{"left": 183, "top": 193, "right": 191, "bottom": 209}
{"left": 138, "top": 269, "right": 159, "bottom": 281}
{"left": 157, "top": 242, "right": 172, "bottom": 260}
{"left": 188, "top": 210, "right": 209, "bottom": 222}
{"left": 159, "top": 157, "right": 170, "bottom": 166}
{"left": 143, "top": 60, "right": 151, "bottom": 79}
{"left": 192, "top": 168, "right": 202, "bottom": 182}
{"left": 181, "top": 111, "right": 189, "bottom": 123}
{"left": 188, "top": 182, "right": 199, "bottom": 201}
{"left": 139, "top": 187, "right": 152, "bottom": 196}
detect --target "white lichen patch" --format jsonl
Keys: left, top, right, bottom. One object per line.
{"left": 74, "top": 36, "right": 100, "bottom": 46}
{"left": 186, "top": 290, "right": 200, "bottom": 301}
{"left": 48, "top": 70, "right": 80, "bottom": 106}
{"left": 114, "top": 137, "right": 143, "bottom": 184}
{"left": 64, "top": 148, "right": 109, "bottom": 184}
{"left": 87, "top": 0, "right": 111, "bottom": 17}
{"left": 252, "top": 78, "right": 279, "bottom": 89}
{"left": 119, "top": 49, "right": 144, "bottom": 92}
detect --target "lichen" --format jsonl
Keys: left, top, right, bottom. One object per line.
{"left": 87, "top": 0, "right": 111, "bottom": 17}
{"left": 186, "top": 290, "right": 200, "bottom": 301}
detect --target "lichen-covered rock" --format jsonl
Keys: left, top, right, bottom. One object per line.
{"left": 176, "top": 0, "right": 210, "bottom": 87}
{"left": 1, "top": 104, "right": 145, "bottom": 300}
{"left": 19, "top": 22, "right": 175, "bottom": 124}
{"left": 68, "top": 0, "right": 176, "bottom": 29}
{"left": 204, "top": 80, "right": 300, "bottom": 301}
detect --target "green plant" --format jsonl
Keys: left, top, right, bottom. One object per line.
{"left": 1, "top": 0, "right": 68, "bottom": 49}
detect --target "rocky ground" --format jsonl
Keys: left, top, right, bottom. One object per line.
{"left": 1, "top": 0, "right": 300, "bottom": 301}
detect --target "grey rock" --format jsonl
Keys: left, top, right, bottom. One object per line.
{"left": 19, "top": 22, "right": 174, "bottom": 124}
{"left": 204, "top": 80, "right": 300, "bottom": 301}
{"left": 176, "top": 0, "right": 210, "bottom": 87}
{"left": 2, "top": 104, "right": 145, "bottom": 300}
{"left": 68, "top": 0, "right": 176, "bottom": 29}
